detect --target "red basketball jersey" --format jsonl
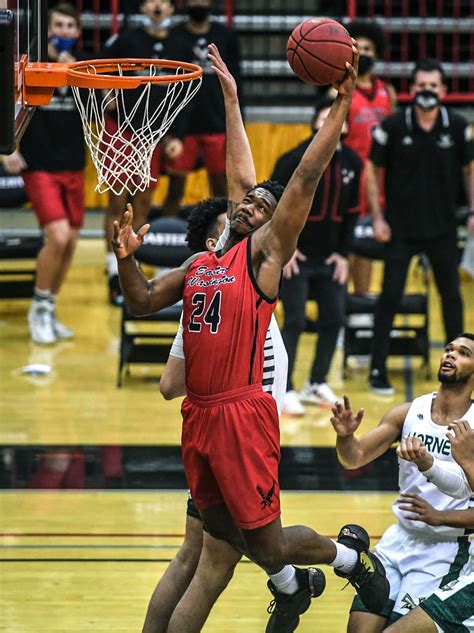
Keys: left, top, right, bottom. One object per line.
{"left": 182, "top": 237, "right": 276, "bottom": 396}
{"left": 345, "top": 78, "right": 393, "bottom": 161}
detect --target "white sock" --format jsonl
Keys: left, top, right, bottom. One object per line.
{"left": 32, "top": 287, "right": 52, "bottom": 306}
{"left": 268, "top": 565, "right": 299, "bottom": 595}
{"left": 329, "top": 542, "right": 358, "bottom": 574}
{"left": 107, "top": 252, "right": 118, "bottom": 277}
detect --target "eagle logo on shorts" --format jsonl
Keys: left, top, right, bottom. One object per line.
{"left": 257, "top": 481, "right": 276, "bottom": 509}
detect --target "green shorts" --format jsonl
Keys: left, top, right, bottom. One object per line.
{"left": 420, "top": 574, "right": 474, "bottom": 633}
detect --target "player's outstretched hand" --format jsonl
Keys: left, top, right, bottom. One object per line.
{"left": 333, "top": 38, "right": 359, "bottom": 96}
{"left": 397, "top": 493, "right": 441, "bottom": 526}
{"left": 330, "top": 395, "right": 364, "bottom": 437}
{"left": 396, "top": 436, "right": 433, "bottom": 472}
{"left": 447, "top": 420, "right": 474, "bottom": 469}
{"left": 111, "top": 203, "right": 150, "bottom": 260}
{"left": 208, "top": 43, "right": 238, "bottom": 103}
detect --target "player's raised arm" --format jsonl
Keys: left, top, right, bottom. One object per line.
{"left": 208, "top": 44, "right": 256, "bottom": 202}
{"left": 113, "top": 204, "right": 197, "bottom": 315}
{"left": 254, "top": 42, "right": 358, "bottom": 271}
{"left": 331, "top": 396, "right": 408, "bottom": 469}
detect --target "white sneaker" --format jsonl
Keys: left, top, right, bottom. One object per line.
{"left": 28, "top": 302, "right": 56, "bottom": 345}
{"left": 299, "top": 382, "right": 340, "bottom": 408}
{"left": 282, "top": 390, "right": 306, "bottom": 416}
{"left": 52, "top": 314, "right": 75, "bottom": 339}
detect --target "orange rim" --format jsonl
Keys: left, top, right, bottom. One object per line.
{"left": 67, "top": 58, "right": 203, "bottom": 89}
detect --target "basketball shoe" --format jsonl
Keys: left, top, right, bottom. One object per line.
{"left": 28, "top": 301, "right": 56, "bottom": 344}
{"left": 266, "top": 566, "right": 326, "bottom": 633}
{"left": 334, "top": 524, "right": 389, "bottom": 613}
{"left": 299, "top": 382, "right": 340, "bottom": 408}
{"left": 52, "top": 312, "right": 75, "bottom": 339}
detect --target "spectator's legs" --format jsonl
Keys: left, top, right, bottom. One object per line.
{"left": 162, "top": 174, "right": 186, "bottom": 217}
{"left": 425, "top": 232, "right": 463, "bottom": 343}
{"left": 310, "top": 278, "right": 346, "bottom": 384}
{"left": 50, "top": 228, "right": 78, "bottom": 295}
{"left": 35, "top": 219, "right": 74, "bottom": 292}
{"left": 351, "top": 255, "right": 373, "bottom": 295}
{"left": 280, "top": 271, "right": 311, "bottom": 391}
{"left": 207, "top": 172, "right": 227, "bottom": 197}
{"left": 370, "top": 242, "right": 413, "bottom": 372}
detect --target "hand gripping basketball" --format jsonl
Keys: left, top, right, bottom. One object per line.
{"left": 332, "top": 39, "right": 359, "bottom": 95}
{"left": 112, "top": 203, "right": 150, "bottom": 260}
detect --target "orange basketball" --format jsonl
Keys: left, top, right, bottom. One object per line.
{"left": 287, "top": 18, "right": 353, "bottom": 86}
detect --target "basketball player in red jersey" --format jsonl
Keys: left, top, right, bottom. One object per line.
{"left": 346, "top": 21, "right": 396, "bottom": 295}
{"left": 113, "top": 43, "right": 390, "bottom": 632}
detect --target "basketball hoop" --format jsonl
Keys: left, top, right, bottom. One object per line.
{"left": 24, "top": 58, "right": 203, "bottom": 195}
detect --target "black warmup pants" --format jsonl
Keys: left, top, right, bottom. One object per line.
{"left": 280, "top": 260, "right": 346, "bottom": 391}
{"left": 371, "top": 230, "right": 463, "bottom": 371}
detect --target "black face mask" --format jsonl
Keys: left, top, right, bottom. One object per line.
{"left": 358, "top": 54, "right": 374, "bottom": 75}
{"left": 414, "top": 89, "right": 440, "bottom": 111}
{"left": 187, "top": 6, "right": 211, "bottom": 23}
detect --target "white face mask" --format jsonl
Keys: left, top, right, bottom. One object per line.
{"left": 142, "top": 15, "right": 172, "bottom": 30}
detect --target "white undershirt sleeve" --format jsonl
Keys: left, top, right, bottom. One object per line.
{"left": 422, "top": 457, "right": 473, "bottom": 499}
{"left": 169, "top": 314, "right": 185, "bottom": 359}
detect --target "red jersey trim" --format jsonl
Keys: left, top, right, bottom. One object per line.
{"left": 246, "top": 235, "right": 279, "bottom": 304}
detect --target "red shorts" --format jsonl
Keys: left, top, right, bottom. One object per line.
{"left": 22, "top": 170, "right": 85, "bottom": 228}
{"left": 181, "top": 384, "right": 281, "bottom": 530}
{"left": 166, "top": 132, "right": 226, "bottom": 175}
{"left": 102, "top": 116, "right": 162, "bottom": 190}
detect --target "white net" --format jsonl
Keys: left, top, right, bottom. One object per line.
{"left": 71, "top": 62, "right": 202, "bottom": 196}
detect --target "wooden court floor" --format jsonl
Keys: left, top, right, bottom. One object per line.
{"left": 0, "top": 237, "right": 473, "bottom": 631}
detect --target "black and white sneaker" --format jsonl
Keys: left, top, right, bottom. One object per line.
{"left": 266, "top": 566, "right": 326, "bottom": 633}
{"left": 334, "top": 524, "right": 390, "bottom": 614}
{"left": 368, "top": 368, "right": 394, "bottom": 395}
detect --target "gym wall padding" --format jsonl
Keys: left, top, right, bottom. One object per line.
{"left": 84, "top": 122, "right": 311, "bottom": 208}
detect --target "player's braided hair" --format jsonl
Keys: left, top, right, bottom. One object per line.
{"left": 186, "top": 197, "right": 228, "bottom": 254}
{"left": 346, "top": 20, "right": 386, "bottom": 58}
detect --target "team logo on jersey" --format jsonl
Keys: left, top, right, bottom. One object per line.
{"left": 187, "top": 265, "right": 236, "bottom": 288}
{"left": 342, "top": 168, "right": 355, "bottom": 185}
{"left": 437, "top": 133, "right": 454, "bottom": 149}
{"left": 439, "top": 579, "right": 459, "bottom": 592}
{"left": 400, "top": 593, "right": 426, "bottom": 611}
{"left": 402, "top": 135, "right": 413, "bottom": 145}
{"left": 409, "top": 431, "right": 451, "bottom": 456}
{"left": 192, "top": 38, "right": 213, "bottom": 74}
{"left": 417, "top": 413, "right": 424, "bottom": 419}
{"left": 257, "top": 480, "right": 276, "bottom": 509}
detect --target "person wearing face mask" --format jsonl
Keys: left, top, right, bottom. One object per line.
{"left": 100, "top": 0, "right": 182, "bottom": 306}
{"left": 271, "top": 98, "right": 362, "bottom": 415}
{"left": 345, "top": 20, "right": 397, "bottom": 298}
{"left": 1, "top": 3, "right": 89, "bottom": 345}
{"left": 162, "top": 0, "right": 242, "bottom": 216}
{"left": 366, "top": 58, "right": 474, "bottom": 395}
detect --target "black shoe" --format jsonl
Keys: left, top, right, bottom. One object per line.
{"left": 334, "top": 524, "right": 390, "bottom": 614}
{"left": 108, "top": 274, "right": 123, "bottom": 307}
{"left": 368, "top": 368, "right": 394, "bottom": 395}
{"left": 266, "top": 566, "right": 326, "bottom": 633}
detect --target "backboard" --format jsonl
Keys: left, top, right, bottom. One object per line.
{"left": 0, "top": 0, "right": 48, "bottom": 154}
